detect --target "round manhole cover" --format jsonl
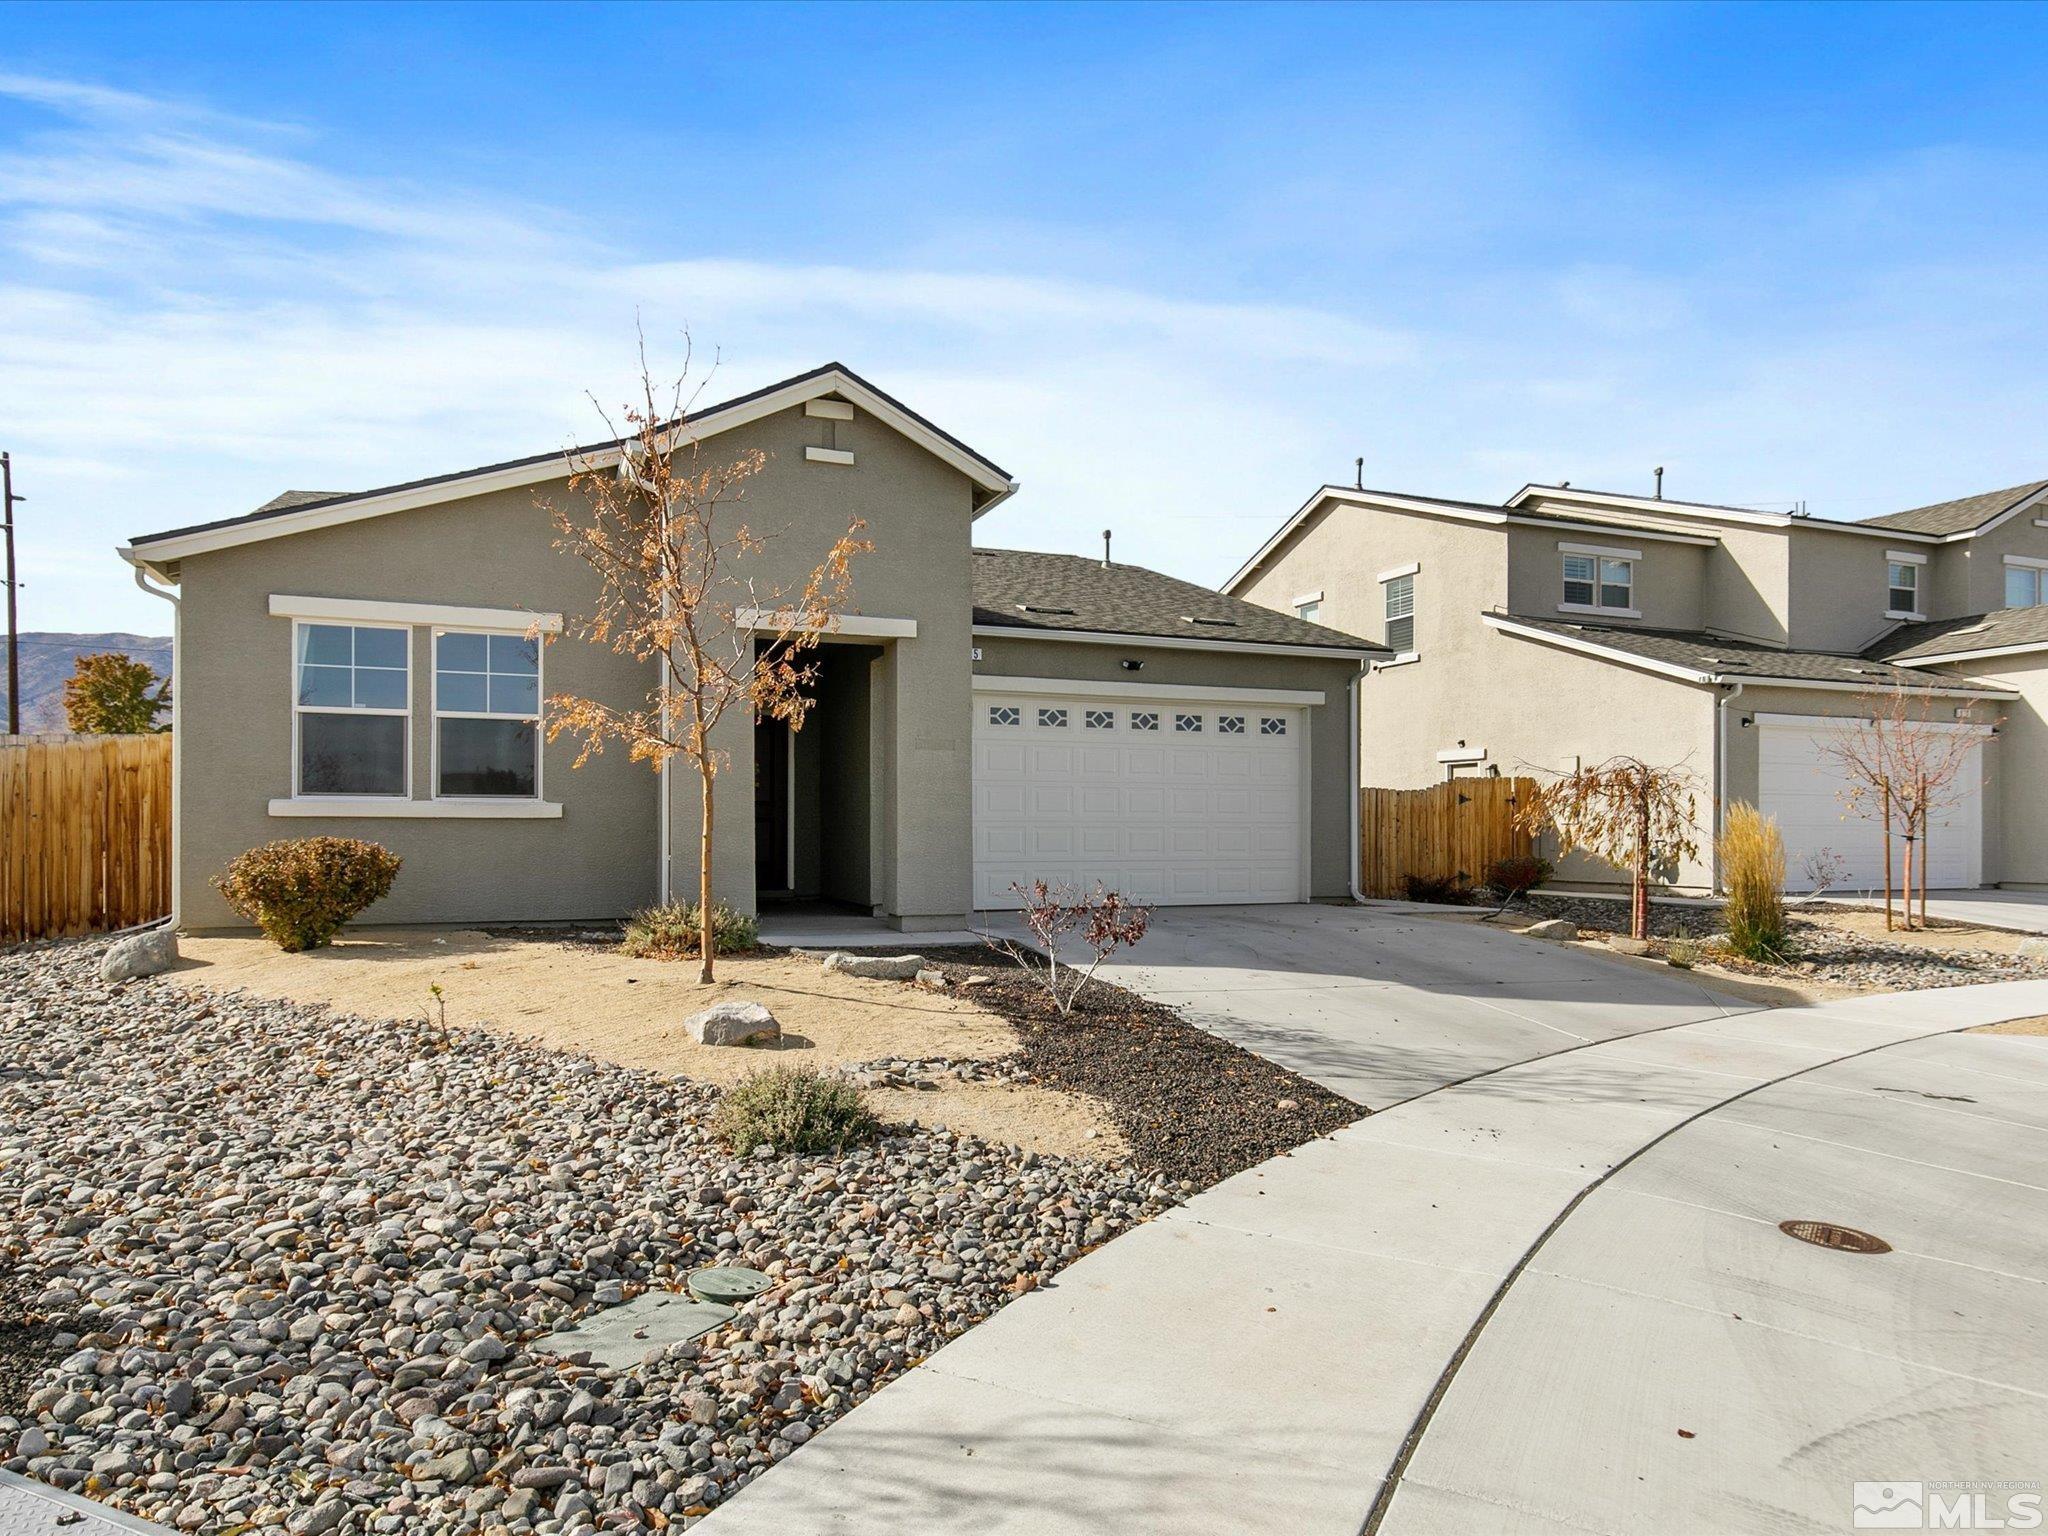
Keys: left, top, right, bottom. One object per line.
{"left": 1778, "top": 1220, "right": 1891, "bottom": 1254}
{"left": 688, "top": 1264, "right": 773, "bottom": 1304}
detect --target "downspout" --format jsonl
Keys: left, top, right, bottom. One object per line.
{"left": 1349, "top": 659, "right": 1366, "bottom": 901}
{"left": 1714, "top": 677, "right": 1745, "bottom": 895}
{"left": 132, "top": 562, "right": 181, "bottom": 928}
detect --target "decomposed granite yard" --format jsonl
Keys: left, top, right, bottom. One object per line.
{"left": 0, "top": 933, "right": 1360, "bottom": 1535}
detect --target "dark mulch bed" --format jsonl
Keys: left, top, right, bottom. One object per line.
{"left": 0, "top": 1255, "right": 69, "bottom": 1421}
{"left": 921, "top": 945, "right": 1363, "bottom": 1190}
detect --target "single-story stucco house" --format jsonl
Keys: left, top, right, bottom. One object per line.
{"left": 121, "top": 365, "right": 1382, "bottom": 931}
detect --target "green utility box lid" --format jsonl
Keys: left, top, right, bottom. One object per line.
{"left": 688, "top": 1264, "right": 773, "bottom": 1305}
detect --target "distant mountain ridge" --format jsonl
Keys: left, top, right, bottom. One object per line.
{"left": 1, "top": 632, "right": 174, "bottom": 733}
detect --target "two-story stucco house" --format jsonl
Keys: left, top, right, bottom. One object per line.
{"left": 120, "top": 365, "right": 1382, "bottom": 932}
{"left": 1225, "top": 478, "right": 2048, "bottom": 893}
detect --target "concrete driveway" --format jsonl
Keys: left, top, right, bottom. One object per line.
{"left": 1812, "top": 887, "right": 2048, "bottom": 935}
{"left": 700, "top": 908, "right": 2048, "bottom": 1536}
{"left": 1093, "top": 902, "right": 1761, "bottom": 1107}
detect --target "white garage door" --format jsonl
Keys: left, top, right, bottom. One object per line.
{"left": 972, "top": 690, "right": 1306, "bottom": 909}
{"left": 1758, "top": 719, "right": 1983, "bottom": 892}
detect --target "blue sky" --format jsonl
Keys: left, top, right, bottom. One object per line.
{"left": 5, "top": 1, "right": 2048, "bottom": 631}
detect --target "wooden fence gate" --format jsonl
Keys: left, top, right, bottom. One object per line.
{"left": 1, "top": 734, "right": 172, "bottom": 942}
{"left": 1358, "top": 776, "right": 1538, "bottom": 899}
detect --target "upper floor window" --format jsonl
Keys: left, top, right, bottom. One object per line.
{"left": 1887, "top": 560, "right": 1921, "bottom": 616}
{"left": 1296, "top": 599, "right": 1321, "bottom": 624}
{"left": 294, "top": 622, "right": 409, "bottom": 797}
{"left": 1562, "top": 551, "right": 1634, "bottom": 613}
{"left": 434, "top": 630, "right": 540, "bottom": 798}
{"left": 1383, "top": 572, "right": 1416, "bottom": 653}
{"left": 2006, "top": 558, "right": 2046, "bottom": 609}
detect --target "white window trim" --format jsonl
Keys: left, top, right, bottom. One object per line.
{"left": 1372, "top": 652, "right": 1423, "bottom": 671}
{"left": 270, "top": 797, "right": 563, "bottom": 819}
{"left": 737, "top": 608, "right": 917, "bottom": 639}
{"left": 1886, "top": 557, "right": 1923, "bottom": 620}
{"left": 1381, "top": 568, "right": 1417, "bottom": 656}
{"left": 1376, "top": 562, "right": 1420, "bottom": 583}
{"left": 1560, "top": 549, "right": 1636, "bottom": 616}
{"left": 1435, "top": 746, "right": 1487, "bottom": 764}
{"left": 290, "top": 618, "right": 412, "bottom": 803}
{"left": 271, "top": 594, "right": 562, "bottom": 631}
{"left": 804, "top": 446, "right": 856, "bottom": 466}
{"left": 1557, "top": 540, "right": 1643, "bottom": 560}
{"left": 2004, "top": 554, "right": 2048, "bottom": 571}
{"left": 1886, "top": 549, "right": 1929, "bottom": 566}
{"left": 431, "top": 625, "right": 546, "bottom": 805}
{"left": 1291, "top": 589, "right": 1324, "bottom": 607}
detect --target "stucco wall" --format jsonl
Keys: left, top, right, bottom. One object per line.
{"left": 1504, "top": 525, "right": 1706, "bottom": 629}
{"left": 172, "top": 481, "right": 660, "bottom": 928}
{"left": 1931, "top": 513, "right": 2048, "bottom": 616}
{"left": 970, "top": 635, "right": 1364, "bottom": 901}
{"left": 1787, "top": 524, "right": 1923, "bottom": 653}
{"left": 170, "top": 399, "right": 980, "bottom": 930}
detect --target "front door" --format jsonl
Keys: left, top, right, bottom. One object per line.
{"left": 755, "top": 720, "right": 790, "bottom": 894}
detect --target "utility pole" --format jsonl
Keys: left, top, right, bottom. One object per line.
{"left": 2, "top": 452, "right": 19, "bottom": 736}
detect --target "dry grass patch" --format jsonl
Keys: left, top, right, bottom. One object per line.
{"left": 1974, "top": 1014, "right": 2048, "bottom": 1036}
{"left": 163, "top": 929, "right": 1124, "bottom": 1158}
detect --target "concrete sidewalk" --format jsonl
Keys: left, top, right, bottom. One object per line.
{"left": 1810, "top": 888, "right": 2048, "bottom": 935}
{"left": 696, "top": 980, "right": 2048, "bottom": 1536}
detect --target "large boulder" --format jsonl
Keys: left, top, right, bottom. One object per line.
{"left": 1523, "top": 918, "right": 1578, "bottom": 941}
{"left": 682, "top": 1001, "right": 780, "bottom": 1048}
{"left": 821, "top": 952, "right": 928, "bottom": 981}
{"left": 100, "top": 926, "right": 179, "bottom": 982}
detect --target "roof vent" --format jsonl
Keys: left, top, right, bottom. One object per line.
{"left": 1017, "top": 603, "right": 1075, "bottom": 616}
{"left": 1183, "top": 616, "right": 1238, "bottom": 627}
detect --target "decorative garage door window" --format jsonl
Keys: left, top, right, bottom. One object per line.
{"left": 434, "top": 631, "right": 541, "bottom": 798}
{"left": 1085, "top": 709, "right": 1115, "bottom": 729}
{"left": 1175, "top": 712, "right": 1203, "bottom": 732}
{"left": 294, "top": 622, "right": 409, "bottom": 797}
{"left": 1261, "top": 716, "right": 1288, "bottom": 735}
{"left": 989, "top": 705, "right": 1021, "bottom": 726}
{"left": 1131, "top": 711, "right": 1159, "bottom": 731}
{"left": 1219, "top": 715, "right": 1246, "bottom": 734}
{"left": 1037, "top": 707, "right": 1068, "bottom": 728}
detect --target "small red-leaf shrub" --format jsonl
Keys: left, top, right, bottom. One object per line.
{"left": 213, "top": 837, "right": 402, "bottom": 952}
{"left": 1483, "top": 855, "right": 1555, "bottom": 902}
{"left": 991, "top": 880, "right": 1153, "bottom": 1017}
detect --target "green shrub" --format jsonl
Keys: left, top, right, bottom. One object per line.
{"left": 1483, "top": 855, "right": 1555, "bottom": 903}
{"left": 713, "top": 1066, "right": 879, "bottom": 1155}
{"left": 620, "top": 901, "right": 759, "bottom": 960}
{"left": 1664, "top": 938, "right": 1701, "bottom": 970}
{"left": 1719, "top": 803, "right": 1790, "bottom": 963}
{"left": 213, "top": 837, "right": 402, "bottom": 952}
{"left": 1402, "top": 872, "right": 1476, "bottom": 905}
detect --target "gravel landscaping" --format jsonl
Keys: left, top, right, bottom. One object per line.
{"left": 922, "top": 946, "right": 1364, "bottom": 1188}
{"left": 1513, "top": 893, "right": 2048, "bottom": 994}
{"left": 0, "top": 936, "right": 1179, "bottom": 1534}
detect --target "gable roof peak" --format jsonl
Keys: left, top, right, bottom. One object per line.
{"left": 1855, "top": 478, "right": 2048, "bottom": 538}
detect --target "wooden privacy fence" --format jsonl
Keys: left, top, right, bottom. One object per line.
{"left": 1358, "top": 775, "right": 1539, "bottom": 899}
{"left": 1, "top": 734, "right": 172, "bottom": 942}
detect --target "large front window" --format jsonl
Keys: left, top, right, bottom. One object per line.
{"left": 294, "top": 623, "right": 409, "bottom": 796}
{"left": 434, "top": 630, "right": 540, "bottom": 798}
{"left": 2008, "top": 564, "right": 2045, "bottom": 609}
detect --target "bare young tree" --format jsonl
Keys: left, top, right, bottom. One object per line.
{"left": 1517, "top": 756, "right": 1703, "bottom": 940}
{"left": 543, "top": 338, "right": 871, "bottom": 981}
{"left": 987, "top": 880, "right": 1153, "bottom": 1017}
{"left": 1821, "top": 688, "right": 1989, "bottom": 931}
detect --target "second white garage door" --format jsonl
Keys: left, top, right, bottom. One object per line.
{"left": 1758, "top": 717, "right": 1984, "bottom": 891}
{"left": 972, "top": 689, "right": 1306, "bottom": 909}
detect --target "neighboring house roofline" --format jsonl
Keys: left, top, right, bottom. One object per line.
{"left": 971, "top": 623, "right": 1379, "bottom": 661}
{"left": 1854, "top": 479, "right": 2048, "bottom": 539}
{"left": 121, "top": 363, "right": 1017, "bottom": 568}
{"left": 1481, "top": 612, "right": 2015, "bottom": 698}
{"left": 1898, "top": 640, "right": 2048, "bottom": 667}
{"left": 1505, "top": 482, "right": 2048, "bottom": 546}
{"left": 1220, "top": 484, "right": 1715, "bottom": 596}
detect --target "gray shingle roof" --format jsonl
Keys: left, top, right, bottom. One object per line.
{"left": 252, "top": 490, "right": 353, "bottom": 515}
{"left": 975, "top": 548, "right": 1383, "bottom": 653}
{"left": 1866, "top": 606, "right": 2048, "bottom": 662}
{"left": 1855, "top": 480, "right": 2048, "bottom": 536}
{"left": 1494, "top": 613, "right": 2005, "bottom": 690}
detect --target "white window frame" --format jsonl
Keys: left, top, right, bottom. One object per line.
{"left": 1886, "top": 554, "right": 1925, "bottom": 620}
{"left": 291, "top": 619, "right": 412, "bottom": 801}
{"left": 1293, "top": 589, "right": 1324, "bottom": 623}
{"left": 1381, "top": 568, "right": 1418, "bottom": 659}
{"left": 2004, "top": 554, "right": 2048, "bottom": 610}
{"left": 1558, "top": 543, "right": 1640, "bottom": 618}
{"left": 431, "top": 625, "right": 545, "bottom": 803}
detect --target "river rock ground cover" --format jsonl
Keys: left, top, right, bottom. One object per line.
{"left": 1513, "top": 893, "right": 2048, "bottom": 996}
{"left": 0, "top": 936, "right": 1180, "bottom": 1534}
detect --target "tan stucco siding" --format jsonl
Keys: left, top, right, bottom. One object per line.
{"left": 172, "top": 482, "right": 659, "bottom": 928}
{"left": 1932, "top": 513, "right": 2048, "bottom": 615}
{"left": 1362, "top": 627, "right": 1719, "bottom": 890}
{"left": 1504, "top": 525, "right": 1706, "bottom": 629}
{"left": 1916, "top": 656, "right": 2046, "bottom": 885}
{"left": 971, "top": 636, "right": 1364, "bottom": 900}
{"left": 1787, "top": 524, "right": 1922, "bottom": 652}
{"left": 1234, "top": 500, "right": 1507, "bottom": 656}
